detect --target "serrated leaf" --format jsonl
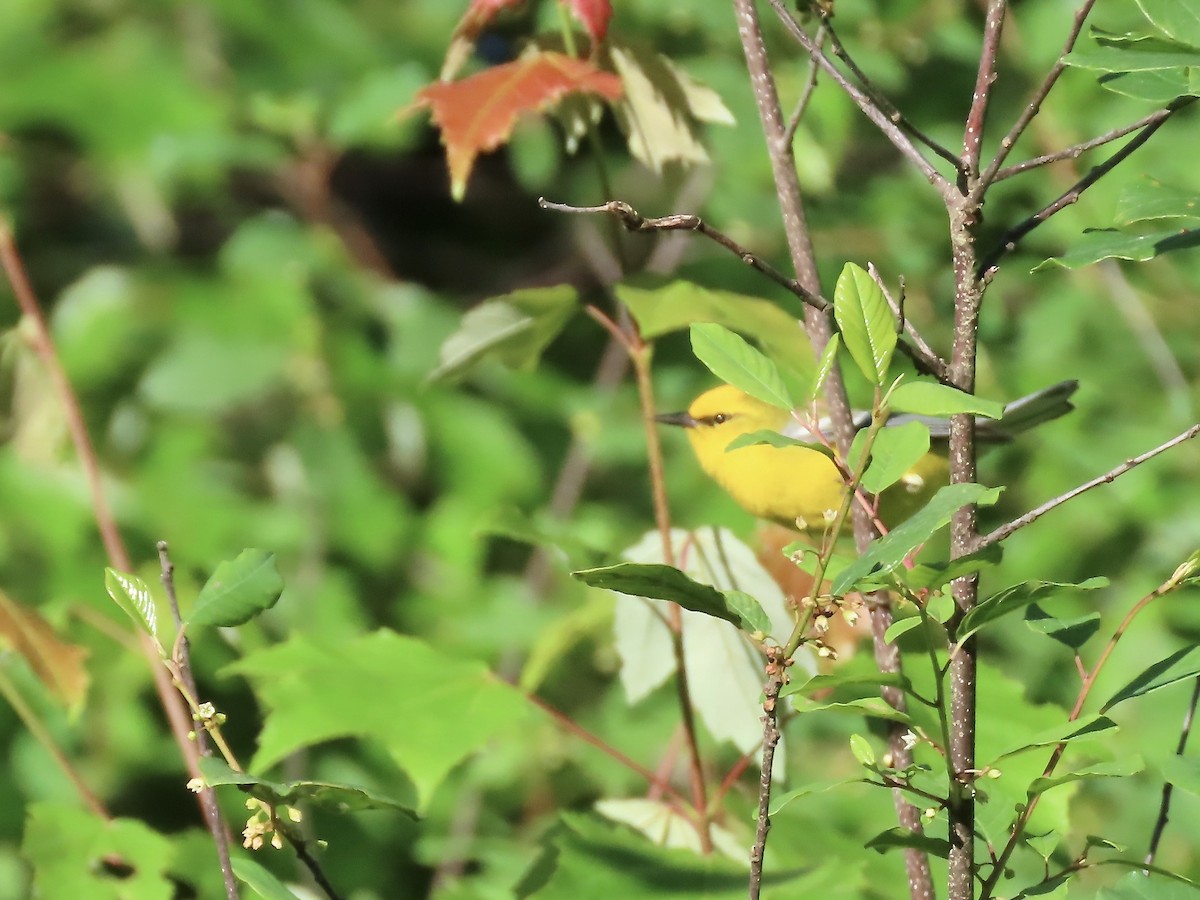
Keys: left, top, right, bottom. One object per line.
{"left": 198, "top": 757, "right": 416, "bottom": 816}
{"left": 889, "top": 381, "right": 1005, "bottom": 419}
{"left": 413, "top": 51, "right": 622, "bottom": 200}
{"left": 224, "top": 630, "right": 531, "bottom": 810}
{"left": 103, "top": 568, "right": 160, "bottom": 646}
{"left": 992, "top": 714, "right": 1118, "bottom": 762}
{"left": 723, "top": 428, "right": 835, "bottom": 459}
{"left": 957, "top": 577, "right": 1108, "bottom": 641}
{"left": 831, "top": 483, "right": 1002, "bottom": 596}
{"left": 834, "top": 263, "right": 895, "bottom": 384}
{"left": 1103, "top": 646, "right": 1200, "bottom": 711}
{"left": 187, "top": 549, "right": 284, "bottom": 628}
{"left": 573, "top": 561, "right": 746, "bottom": 629}
{"left": 1034, "top": 227, "right": 1200, "bottom": 271}
{"left": 427, "top": 285, "right": 578, "bottom": 383}
{"left": 849, "top": 734, "right": 876, "bottom": 766}
{"left": 1025, "top": 604, "right": 1102, "bottom": 650}
{"left": 1116, "top": 178, "right": 1200, "bottom": 225}
{"left": 1028, "top": 757, "right": 1144, "bottom": 797}
{"left": 865, "top": 827, "right": 952, "bottom": 858}
{"left": 861, "top": 421, "right": 930, "bottom": 493}
{"left": 689, "top": 323, "right": 793, "bottom": 411}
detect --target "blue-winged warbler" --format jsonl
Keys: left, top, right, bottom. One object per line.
{"left": 656, "top": 381, "right": 1078, "bottom": 526}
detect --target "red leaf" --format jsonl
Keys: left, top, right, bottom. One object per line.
{"left": 416, "top": 51, "right": 623, "bottom": 201}
{"left": 562, "top": 0, "right": 612, "bottom": 43}
{"left": 440, "top": 0, "right": 528, "bottom": 81}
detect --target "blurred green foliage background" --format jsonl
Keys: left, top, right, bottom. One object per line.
{"left": 0, "top": 0, "right": 1198, "bottom": 897}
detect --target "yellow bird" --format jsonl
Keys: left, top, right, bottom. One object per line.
{"left": 656, "top": 381, "right": 1078, "bottom": 526}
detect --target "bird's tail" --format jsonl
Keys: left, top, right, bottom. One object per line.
{"left": 890, "top": 380, "right": 1078, "bottom": 441}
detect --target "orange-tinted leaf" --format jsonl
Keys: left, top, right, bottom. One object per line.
{"left": 415, "top": 51, "right": 622, "bottom": 201}
{"left": 563, "top": 0, "right": 612, "bottom": 43}
{"left": 441, "top": 0, "right": 528, "bottom": 81}
{"left": 0, "top": 591, "right": 89, "bottom": 713}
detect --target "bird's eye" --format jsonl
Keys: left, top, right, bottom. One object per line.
{"left": 712, "top": 413, "right": 728, "bottom": 425}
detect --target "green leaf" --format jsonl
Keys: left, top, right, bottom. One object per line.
{"left": 1116, "top": 178, "right": 1200, "bottom": 225}
{"left": 1136, "top": 0, "right": 1200, "bottom": 48}
{"left": 1027, "top": 757, "right": 1144, "bottom": 797}
{"left": 791, "top": 696, "right": 914, "bottom": 725}
{"left": 476, "top": 507, "right": 610, "bottom": 570}
{"left": 810, "top": 334, "right": 841, "bottom": 402}
{"left": 769, "top": 777, "right": 861, "bottom": 815}
{"left": 1065, "top": 41, "right": 1200, "bottom": 73}
{"left": 782, "top": 670, "right": 913, "bottom": 699}
{"left": 723, "top": 589, "right": 772, "bottom": 636}
{"left": 992, "top": 714, "right": 1118, "bottom": 762}
{"left": 1034, "top": 227, "right": 1200, "bottom": 271}
{"left": 849, "top": 734, "right": 876, "bottom": 766}
{"left": 834, "top": 262, "right": 896, "bottom": 384}
{"left": 1095, "top": 868, "right": 1200, "bottom": 898}
{"left": 1025, "top": 604, "right": 1102, "bottom": 650}
{"left": 23, "top": 803, "right": 175, "bottom": 900}
{"left": 187, "top": 549, "right": 284, "bottom": 628}
{"left": 898, "top": 544, "right": 1004, "bottom": 591}
{"left": 689, "top": 322, "right": 794, "bottom": 411}
{"left": 861, "top": 421, "right": 930, "bottom": 493}
{"left": 1099, "top": 68, "right": 1196, "bottom": 102}
{"left": 616, "top": 280, "right": 815, "bottom": 376}
{"left": 198, "top": 757, "right": 417, "bottom": 816}
{"left": 573, "top": 561, "right": 755, "bottom": 631}
{"left": 864, "top": 827, "right": 952, "bottom": 858}
{"left": 957, "top": 577, "right": 1108, "bottom": 641}
{"left": 103, "top": 568, "right": 161, "bottom": 647}
{"left": 831, "top": 483, "right": 1002, "bottom": 596}
{"left": 883, "top": 616, "right": 925, "bottom": 644}
{"left": 1155, "top": 754, "right": 1200, "bottom": 798}
{"left": 1169, "top": 549, "right": 1200, "bottom": 587}
{"left": 426, "top": 285, "right": 577, "bottom": 383}
{"left": 1103, "top": 646, "right": 1200, "bottom": 711}
{"left": 889, "top": 381, "right": 1005, "bottom": 419}
{"left": 224, "top": 630, "right": 531, "bottom": 811}
{"left": 232, "top": 857, "right": 303, "bottom": 900}
{"left": 723, "top": 428, "right": 835, "bottom": 459}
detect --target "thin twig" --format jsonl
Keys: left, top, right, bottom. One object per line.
{"left": 972, "top": 0, "right": 1100, "bottom": 198}
{"left": 868, "top": 263, "right": 949, "bottom": 382}
{"left": 1145, "top": 677, "right": 1200, "bottom": 869}
{"left": 818, "top": 11, "right": 960, "bottom": 170}
{"left": 783, "top": 23, "right": 828, "bottom": 148}
{"left": 540, "top": 198, "right": 830, "bottom": 311}
{"left": 980, "top": 573, "right": 1185, "bottom": 897}
{"left": 0, "top": 217, "right": 203, "bottom": 835}
{"left": 159, "top": 543, "right": 238, "bottom": 900}
{"left": 962, "top": 0, "right": 1007, "bottom": 183}
{"left": 749, "top": 652, "right": 785, "bottom": 900}
{"left": 993, "top": 106, "right": 1177, "bottom": 182}
{"left": 766, "top": 0, "right": 955, "bottom": 202}
{"left": 978, "top": 424, "right": 1200, "bottom": 549}
{"left": 976, "top": 96, "right": 1192, "bottom": 278}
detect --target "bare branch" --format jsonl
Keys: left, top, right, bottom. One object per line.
{"left": 962, "top": 1, "right": 1007, "bottom": 181}
{"left": 783, "top": 23, "right": 828, "bottom": 148}
{"left": 994, "top": 106, "right": 1177, "bottom": 182}
{"left": 979, "top": 423, "right": 1200, "bottom": 548}
{"left": 767, "top": 0, "right": 955, "bottom": 201}
{"left": 540, "top": 197, "right": 831, "bottom": 310}
{"left": 868, "top": 263, "right": 950, "bottom": 382}
{"left": 1145, "top": 677, "right": 1200, "bottom": 869}
{"left": 819, "top": 11, "right": 960, "bottom": 170}
{"left": 977, "top": 96, "right": 1193, "bottom": 278}
{"left": 972, "top": 0, "right": 1100, "bottom": 197}
{"left": 749, "top": 654, "right": 785, "bottom": 900}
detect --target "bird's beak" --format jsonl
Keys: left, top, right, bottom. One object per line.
{"left": 655, "top": 411, "right": 697, "bottom": 428}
